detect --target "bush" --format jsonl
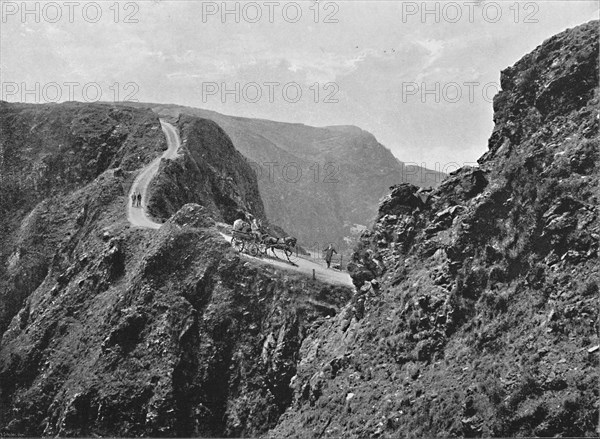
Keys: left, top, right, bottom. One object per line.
{"left": 582, "top": 280, "right": 598, "bottom": 296}
{"left": 462, "top": 267, "right": 488, "bottom": 300}
{"left": 480, "top": 290, "right": 509, "bottom": 316}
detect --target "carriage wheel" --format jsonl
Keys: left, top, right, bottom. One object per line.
{"left": 232, "top": 237, "right": 244, "bottom": 252}
{"left": 248, "top": 242, "right": 259, "bottom": 257}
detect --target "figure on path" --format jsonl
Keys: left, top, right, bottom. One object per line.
{"left": 323, "top": 244, "right": 337, "bottom": 269}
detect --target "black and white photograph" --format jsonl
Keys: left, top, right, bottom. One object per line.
{"left": 0, "top": 1, "right": 598, "bottom": 437}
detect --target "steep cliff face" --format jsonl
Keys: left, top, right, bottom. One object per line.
{"left": 0, "top": 102, "right": 166, "bottom": 336}
{"left": 0, "top": 102, "right": 352, "bottom": 436}
{"left": 270, "top": 21, "right": 599, "bottom": 438}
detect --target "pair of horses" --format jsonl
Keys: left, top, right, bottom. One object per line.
{"left": 231, "top": 226, "right": 297, "bottom": 262}
{"left": 261, "top": 235, "right": 297, "bottom": 261}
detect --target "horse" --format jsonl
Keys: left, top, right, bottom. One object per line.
{"left": 261, "top": 235, "right": 297, "bottom": 262}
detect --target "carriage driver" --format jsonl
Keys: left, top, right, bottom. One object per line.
{"left": 233, "top": 211, "right": 252, "bottom": 235}
{"left": 249, "top": 214, "right": 262, "bottom": 240}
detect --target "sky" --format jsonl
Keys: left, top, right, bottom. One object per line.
{"left": 1, "top": 1, "right": 598, "bottom": 167}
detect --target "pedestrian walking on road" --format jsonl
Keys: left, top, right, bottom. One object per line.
{"left": 323, "top": 244, "right": 337, "bottom": 269}
{"left": 131, "top": 192, "right": 136, "bottom": 207}
{"left": 136, "top": 193, "right": 142, "bottom": 207}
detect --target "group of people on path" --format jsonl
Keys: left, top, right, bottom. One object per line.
{"left": 130, "top": 192, "right": 142, "bottom": 208}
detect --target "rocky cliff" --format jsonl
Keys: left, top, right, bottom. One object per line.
{"left": 269, "top": 20, "right": 599, "bottom": 438}
{"left": 146, "top": 114, "right": 267, "bottom": 225}
{"left": 0, "top": 102, "right": 355, "bottom": 437}
{"left": 0, "top": 204, "right": 351, "bottom": 436}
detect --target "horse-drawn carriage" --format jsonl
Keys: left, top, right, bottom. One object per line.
{"left": 231, "top": 229, "right": 297, "bottom": 262}
{"left": 231, "top": 230, "right": 262, "bottom": 256}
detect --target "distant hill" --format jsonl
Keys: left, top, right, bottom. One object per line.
{"left": 127, "top": 103, "right": 445, "bottom": 252}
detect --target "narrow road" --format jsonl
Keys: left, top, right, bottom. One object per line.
{"left": 127, "top": 120, "right": 181, "bottom": 229}
{"left": 126, "top": 121, "right": 353, "bottom": 288}
{"left": 219, "top": 233, "right": 354, "bottom": 288}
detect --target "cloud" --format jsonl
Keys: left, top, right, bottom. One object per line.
{"left": 1, "top": 0, "right": 597, "bottom": 166}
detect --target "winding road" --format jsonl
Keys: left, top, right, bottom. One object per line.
{"left": 127, "top": 119, "right": 353, "bottom": 288}
{"left": 127, "top": 120, "right": 181, "bottom": 229}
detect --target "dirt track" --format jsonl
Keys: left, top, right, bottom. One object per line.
{"left": 127, "top": 120, "right": 181, "bottom": 229}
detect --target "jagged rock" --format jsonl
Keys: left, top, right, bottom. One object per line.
{"left": 170, "top": 203, "right": 215, "bottom": 228}
{"left": 379, "top": 183, "right": 424, "bottom": 216}
{"left": 543, "top": 197, "right": 584, "bottom": 219}
{"left": 436, "top": 167, "right": 489, "bottom": 203}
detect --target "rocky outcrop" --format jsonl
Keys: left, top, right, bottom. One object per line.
{"left": 269, "top": 20, "right": 599, "bottom": 438}
{"left": 147, "top": 115, "right": 267, "bottom": 225}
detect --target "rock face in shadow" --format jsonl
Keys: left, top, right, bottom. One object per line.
{"left": 0, "top": 204, "right": 352, "bottom": 437}
{"left": 269, "top": 20, "right": 599, "bottom": 438}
